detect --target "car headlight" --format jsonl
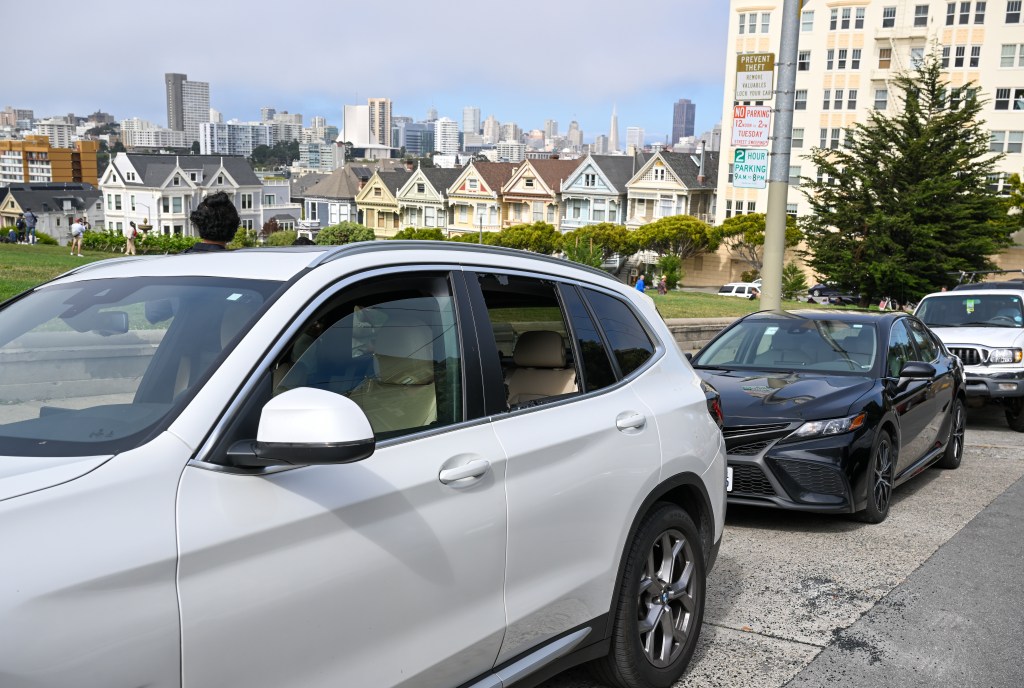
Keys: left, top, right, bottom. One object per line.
{"left": 788, "top": 412, "right": 866, "bottom": 439}
{"left": 987, "top": 348, "right": 1023, "bottom": 364}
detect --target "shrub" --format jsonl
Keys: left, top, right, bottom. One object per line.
{"left": 135, "top": 231, "right": 201, "bottom": 254}
{"left": 316, "top": 221, "right": 376, "bottom": 245}
{"left": 782, "top": 263, "right": 810, "bottom": 300}
{"left": 228, "top": 227, "right": 257, "bottom": 249}
{"left": 264, "top": 229, "right": 298, "bottom": 246}
{"left": 34, "top": 231, "right": 58, "bottom": 246}
{"left": 82, "top": 229, "right": 126, "bottom": 253}
{"left": 391, "top": 227, "right": 446, "bottom": 241}
{"left": 657, "top": 254, "right": 682, "bottom": 290}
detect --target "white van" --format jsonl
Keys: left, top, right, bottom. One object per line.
{"left": 717, "top": 282, "right": 761, "bottom": 299}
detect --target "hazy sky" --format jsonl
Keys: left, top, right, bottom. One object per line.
{"left": 7, "top": 0, "right": 730, "bottom": 144}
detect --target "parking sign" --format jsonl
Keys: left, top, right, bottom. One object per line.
{"left": 731, "top": 106, "right": 772, "bottom": 148}
{"left": 733, "top": 149, "right": 768, "bottom": 189}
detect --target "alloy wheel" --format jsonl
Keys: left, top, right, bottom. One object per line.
{"left": 871, "top": 439, "right": 894, "bottom": 514}
{"left": 636, "top": 528, "right": 697, "bottom": 668}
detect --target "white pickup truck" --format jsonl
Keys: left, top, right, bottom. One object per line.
{"left": 915, "top": 283, "right": 1024, "bottom": 430}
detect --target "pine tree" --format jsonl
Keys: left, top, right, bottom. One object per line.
{"left": 800, "top": 50, "right": 1013, "bottom": 302}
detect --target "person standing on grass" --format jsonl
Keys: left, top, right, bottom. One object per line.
{"left": 124, "top": 221, "right": 138, "bottom": 256}
{"left": 635, "top": 274, "right": 646, "bottom": 292}
{"left": 23, "top": 209, "right": 37, "bottom": 244}
{"left": 70, "top": 218, "right": 85, "bottom": 256}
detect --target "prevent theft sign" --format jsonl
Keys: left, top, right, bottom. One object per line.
{"left": 735, "top": 53, "right": 775, "bottom": 101}
{"left": 733, "top": 148, "right": 768, "bottom": 189}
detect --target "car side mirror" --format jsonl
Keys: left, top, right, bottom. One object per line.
{"left": 227, "top": 387, "right": 376, "bottom": 468}
{"left": 899, "top": 361, "right": 936, "bottom": 379}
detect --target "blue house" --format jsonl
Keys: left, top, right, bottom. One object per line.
{"left": 558, "top": 153, "right": 646, "bottom": 231}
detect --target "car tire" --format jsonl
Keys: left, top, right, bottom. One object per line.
{"left": 591, "top": 503, "right": 705, "bottom": 688}
{"left": 856, "top": 431, "right": 894, "bottom": 524}
{"left": 936, "top": 397, "right": 965, "bottom": 469}
{"left": 1005, "top": 399, "right": 1024, "bottom": 433}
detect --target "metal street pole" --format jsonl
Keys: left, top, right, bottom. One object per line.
{"left": 760, "top": 0, "right": 801, "bottom": 310}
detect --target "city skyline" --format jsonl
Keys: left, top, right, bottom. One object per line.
{"left": 4, "top": 0, "right": 729, "bottom": 146}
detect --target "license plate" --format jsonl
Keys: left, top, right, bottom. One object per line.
{"left": 726, "top": 466, "right": 733, "bottom": 492}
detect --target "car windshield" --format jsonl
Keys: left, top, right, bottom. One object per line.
{"left": 692, "top": 317, "right": 878, "bottom": 373}
{"left": 0, "top": 276, "right": 282, "bottom": 457}
{"left": 916, "top": 293, "right": 1024, "bottom": 328}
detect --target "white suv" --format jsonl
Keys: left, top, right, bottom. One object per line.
{"left": 0, "top": 242, "right": 726, "bottom": 688}
{"left": 915, "top": 283, "right": 1024, "bottom": 429}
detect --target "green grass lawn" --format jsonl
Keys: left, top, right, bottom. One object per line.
{"left": 0, "top": 243, "right": 836, "bottom": 317}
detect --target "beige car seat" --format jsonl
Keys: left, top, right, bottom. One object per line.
{"left": 505, "top": 330, "right": 577, "bottom": 406}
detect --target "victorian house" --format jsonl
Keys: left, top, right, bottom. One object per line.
{"left": 303, "top": 161, "right": 406, "bottom": 233}
{"left": 624, "top": 150, "right": 719, "bottom": 229}
{"left": 395, "top": 166, "right": 464, "bottom": 233}
{"left": 445, "top": 162, "right": 517, "bottom": 236}
{"left": 1, "top": 183, "right": 101, "bottom": 245}
{"left": 355, "top": 168, "right": 413, "bottom": 238}
{"left": 500, "top": 158, "right": 581, "bottom": 230}
{"left": 558, "top": 153, "right": 646, "bottom": 231}
{"left": 99, "top": 153, "right": 264, "bottom": 236}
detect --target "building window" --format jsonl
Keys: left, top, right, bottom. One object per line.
{"left": 652, "top": 167, "right": 666, "bottom": 181}
{"left": 459, "top": 205, "right": 468, "bottom": 222}
{"left": 961, "top": 1, "right": 972, "bottom": 22}
{"left": 374, "top": 188, "right": 381, "bottom": 197}
{"left": 524, "top": 178, "right": 534, "bottom": 188}
{"left": 1009, "top": 130, "right": 1024, "bottom": 153}
{"left": 827, "top": 49, "right": 835, "bottom": 70}
{"left": 955, "top": 45, "right": 966, "bottom": 67}
{"left": 792, "top": 128, "right": 804, "bottom": 148}
{"left": 795, "top": 90, "right": 807, "bottom": 110}
{"left": 241, "top": 193, "right": 253, "bottom": 209}
{"left": 190, "top": 172, "right": 198, "bottom": 182}
{"left": 856, "top": 7, "right": 865, "bottom": 27}
{"left": 820, "top": 128, "right": 828, "bottom": 148}
{"left": 852, "top": 48, "right": 862, "bottom": 69}
{"left": 789, "top": 165, "right": 801, "bottom": 186}
{"left": 468, "top": 179, "right": 478, "bottom": 191}
{"left": 830, "top": 7, "right": 838, "bottom": 29}
{"left": 727, "top": 163, "right": 734, "bottom": 184}
{"left": 308, "top": 202, "right": 317, "bottom": 221}
{"left": 114, "top": 194, "right": 122, "bottom": 210}
{"left": 911, "top": 47, "right": 925, "bottom": 67}
{"left": 786, "top": 203, "right": 798, "bottom": 217}
{"left": 914, "top": 4, "right": 929, "bottom": 25}
{"left": 106, "top": 194, "right": 112, "bottom": 210}
{"left": 848, "top": 89, "right": 858, "bottom": 109}
{"left": 241, "top": 220, "right": 253, "bottom": 230}
{"left": 747, "top": 201, "right": 756, "bottom": 213}
{"left": 130, "top": 195, "right": 136, "bottom": 211}
{"left": 947, "top": 1, "right": 957, "bottom": 23}
{"left": 991, "top": 131, "right": 1006, "bottom": 152}
{"left": 1008, "top": 0, "right": 1022, "bottom": 22}
{"left": 879, "top": 48, "right": 892, "bottom": 68}
{"left": 802, "top": 10, "right": 814, "bottom": 30}
{"left": 831, "top": 129, "right": 842, "bottom": 149}
{"left": 882, "top": 6, "right": 896, "bottom": 26}
{"left": 976, "top": 1, "right": 987, "bottom": 23}
{"left": 834, "top": 89, "right": 844, "bottom": 109}
{"left": 971, "top": 45, "right": 981, "bottom": 67}
{"left": 416, "top": 183, "right": 425, "bottom": 193}
{"left": 761, "top": 12, "right": 771, "bottom": 32}
{"left": 1001, "top": 44, "right": 1024, "bottom": 66}
{"left": 593, "top": 200, "right": 606, "bottom": 222}
{"left": 798, "top": 51, "right": 811, "bottom": 70}
{"left": 841, "top": 7, "right": 852, "bottom": 28}
{"left": 172, "top": 176, "right": 180, "bottom": 186}
{"left": 172, "top": 197, "right": 182, "bottom": 213}
{"left": 162, "top": 197, "right": 170, "bottom": 212}
{"left": 583, "top": 173, "right": 597, "bottom": 187}
{"left": 725, "top": 200, "right": 733, "bottom": 219}
{"left": 838, "top": 48, "right": 848, "bottom": 69}
{"left": 263, "top": 195, "right": 275, "bottom": 206}
{"left": 875, "top": 88, "right": 889, "bottom": 109}
{"left": 942, "top": 45, "right": 952, "bottom": 68}
{"left": 824, "top": 89, "right": 832, "bottom": 109}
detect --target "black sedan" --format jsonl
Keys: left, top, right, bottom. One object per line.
{"left": 806, "top": 284, "right": 860, "bottom": 305}
{"left": 690, "top": 310, "right": 965, "bottom": 523}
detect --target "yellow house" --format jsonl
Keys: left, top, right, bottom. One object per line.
{"left": 500, "top": 158, "right": 581, "bottom": 231}
{"left": 445, "top": 162, "right": 517, "bottom": 236}
{"left": 354, "top": 169, "right": 412, "bottom": 237}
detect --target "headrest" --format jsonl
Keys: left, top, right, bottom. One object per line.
{"left": 513, "top": 330, "right": 566, "bottom": 368}
{"left": 843, "top": 330, "right": 875, "bottom": 355}
{"left": 374, "top": 313, "right": 435, "bottom": 385}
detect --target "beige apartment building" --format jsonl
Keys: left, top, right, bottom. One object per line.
{"left": 706, "top": 0, "right": 1024, "bottom": 283}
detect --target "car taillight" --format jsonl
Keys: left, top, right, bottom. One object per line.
{"left": 701, "top": 380, "right": 724, "bottom": 429}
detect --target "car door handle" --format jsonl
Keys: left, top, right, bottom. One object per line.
{"left": 616, "top": 411, "right": 647, "bottom": 432}
{"left": 439, "top": 459, "right": 491, "bottom": 485}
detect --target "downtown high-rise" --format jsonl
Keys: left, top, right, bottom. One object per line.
{"left": 672, "top": 98, "right": 696, "bottom": 144}
{"left": 164, "top": 73, "right": 210, "bottom": 145}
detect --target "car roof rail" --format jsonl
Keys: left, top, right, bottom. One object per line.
{"left": 948, "top": 268, "right": 1024, "bottom": 285}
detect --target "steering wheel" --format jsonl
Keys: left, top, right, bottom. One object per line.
{"left": 990, "top": 315, "right": 1016, "bottom": 324}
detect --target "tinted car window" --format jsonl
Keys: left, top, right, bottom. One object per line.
{"left": 917, "top": 293, "right": 1024, "bottom": 327}
{"left": 583, "top": 289, "right": 655, "bottom": 376}
{"left": 887, "top": 320, "right": 916, "bottom": 377}
{"left": 906, "top": 318, "right": 939, "bottom": 362}
{"left": 560, "top": 285, "right": 616, "bottom": 392}
{"left": 474, "top": 273, "right": 579, "bottom": 409}
{"left": 275, "top": 273, "right": 462, "bottom": 439}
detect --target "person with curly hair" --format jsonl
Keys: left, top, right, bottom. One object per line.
{"left": 181, "top": 191, "right": 240, "bottom": 254}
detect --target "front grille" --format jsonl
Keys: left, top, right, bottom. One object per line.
{"left": 722, "top": 422, "right": 790, "bottom": 438}
{"left": 772, "top": 459, "right": 846, "bottom": 496}
{"left": 730, "top": 464, "right": 776, "bottom": 497}
{"left": 949, "top": 347, "right": 982, "bottom": 365}
{"left": 730, "top": 439, "right": 774, "bottom": 456}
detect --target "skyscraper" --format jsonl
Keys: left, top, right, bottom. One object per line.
{"left": 462, "top": 106, "right": 481, "bottom": 135}
{"left": 626, "top": 127, "right": 645, "bottom": 151}
{"left": 544, "top": 119, "right": 559, "bottom": 140}
{"left": 165, "top": 73, "right": 210, "bottom": 145}
{"left": 434, "top": 117, "right": 459, "bottom": 155}
{"left": 567, "top": 121, "right": 582, "bottom": 150}
{"left": 609, "top": 105, "right": 619, "bottom": 153}
{"left": 672, "top": 98, "right": 696, "bottom": 144}
{"left": 368, "top": 98, "right": 392, "bottom": 147}
{"left": 482, "top": 115, "right": 500, "bottom": 144}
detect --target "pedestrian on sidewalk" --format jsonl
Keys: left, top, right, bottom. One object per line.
{"left": 124, "top": 221, "right": 138, "bottom": 256}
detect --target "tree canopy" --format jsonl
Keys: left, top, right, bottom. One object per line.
{"left": 633, "top": 215, "right": 723, "bottom": 262}
{"left": 250, "top": 140, "right": 300, "bottom": 169}
{"left": 800, "top": 50, "right": 1013, "bottom": 301}
{"left": 315, "top": 221, "right": 375, "bottom": 245}
{"left": 721, "top": 212, "right": 802, "bottom": 275}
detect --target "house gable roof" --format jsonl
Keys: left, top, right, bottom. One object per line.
{"left": 1, "top": 183, "right": 101, "bottom": 216}
{"left": 305, "top": 160, "right": 406, "bottom": 201}
{"left": 116, "top": 154, "right": 261, "bottom": 188}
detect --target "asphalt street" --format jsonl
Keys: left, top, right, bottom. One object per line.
{"left": 541, "top": 407, "right": 1024, "bottom": 688}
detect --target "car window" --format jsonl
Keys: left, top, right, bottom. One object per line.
{"left": 274, "top": 273, "right": 462, "bottom": 440}
{"left": 559, "top": 285, "right": 617, "bottom": 392}
{"left": 0, "top": 276, "right": 278, "bottom": 457}
{"left": 717, "top": 285, "right": 734, "bottom": 294}
{"left": 906, "top": 318, "right": 940, "bottom": 362}
{"left": 473, "top": 273, "right": 579, "bottom": 409}
{"left": 582, "top": 289, "right": 656, "bottom": 377}
{"left": 887, "top": 320, "right": 916, "bottom": 377}
{"left": 917, "top": 293, "right": 1024, "bottom": 328}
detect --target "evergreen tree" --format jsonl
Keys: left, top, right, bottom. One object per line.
{"left": 800, "top": 50, "right": 1012, "bottom": 301}
{"left": 721, "top": 212, "right": 802, "bottom": 276}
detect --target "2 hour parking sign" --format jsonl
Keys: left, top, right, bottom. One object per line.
{"left": 732, "top": 148, "right": 768, "bottom": 189}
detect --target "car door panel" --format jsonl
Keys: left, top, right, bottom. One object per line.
{"left": 177, "top": 426, "right": 508, "bottom": 688}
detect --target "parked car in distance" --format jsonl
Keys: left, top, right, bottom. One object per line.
{"left": 689, "top": 309, "right": 965, "bottom": 523}
{"left": 806, "top": 283, "right": 860, "bottom": 305}
{"left": 717, "top": 282, "right": 761, "bottom": 299}
{"left": 0, "top": 242, "right": 726, "bottom": 688}
{"left": 915, "top": 284, "right": 1024, "bottom": 430}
